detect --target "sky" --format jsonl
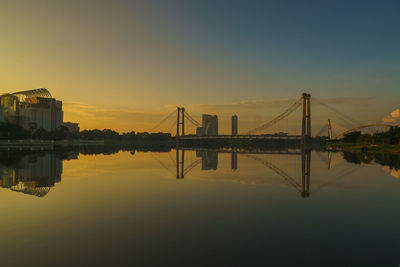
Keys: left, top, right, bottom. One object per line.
{"left": 0, "top": 0, "right": 399, "bottom": 134}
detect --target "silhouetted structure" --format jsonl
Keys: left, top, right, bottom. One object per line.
{"left": 196, "top": 114, "right": 218, "bottom": 136}
{"left": 232, "top": 115, "right": 238, "bottom": 135}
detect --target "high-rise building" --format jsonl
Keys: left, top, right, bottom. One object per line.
{"left": 196, "top": 114, "right": 218, "bottom": 136}
{"left": 0, "top": 88, "right": 64, "bottom": 131}
{"left": 232, "top": 115, "right": 238, "bottom": 135}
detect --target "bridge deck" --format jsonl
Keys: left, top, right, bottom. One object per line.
{"left": 182, "top": 147, "right": 301, "bottom": 155}
{"left": 179, "top": 135, "right": 302, "bottom": 140}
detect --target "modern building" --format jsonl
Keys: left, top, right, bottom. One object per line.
{"left": 196, "top": 114, "right": 218, "bottom": 136}
{"left": 0, "top": 88, "right": 63, "bottom": 131}
{"left": 232, "top": 115, "right": 238, "bottom": 135}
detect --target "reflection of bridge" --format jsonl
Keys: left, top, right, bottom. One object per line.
{"left": 152, "top": 147, "right": 312, "bottom": 198}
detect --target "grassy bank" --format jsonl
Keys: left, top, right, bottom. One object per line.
{"left": 326, "top": 143, "right": 400, "bottom": 154}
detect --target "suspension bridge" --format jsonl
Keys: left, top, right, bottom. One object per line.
{"left": 147, "top": 92, "right": 394, "bottom": 198}
{"left": 150, "top": 92, "right": 393, "bottom": 143}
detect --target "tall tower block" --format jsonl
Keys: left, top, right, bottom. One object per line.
{"left": 232, "top": 115, "right": 238, "bottom": 135}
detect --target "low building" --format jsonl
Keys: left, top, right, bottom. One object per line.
{"left": 63, "top": 122, "right": 80, "bottom": 134}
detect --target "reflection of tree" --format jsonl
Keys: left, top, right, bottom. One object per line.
{"left": 342, "top": 152, "right": 400, "bottom": 170}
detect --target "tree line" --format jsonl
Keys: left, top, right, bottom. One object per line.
{"left": 341, "top": 126, "right": 400, "bottom": 145}
{"left": 0, "top": 122, "right": 172, "bottom": 142}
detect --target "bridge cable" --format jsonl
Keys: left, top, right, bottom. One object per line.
{"left": 312, "top": 98, "right": 360, "bottom": 126}
{"left": 184, "top": 112, "right": 201, "bottom": 127}
{"left": 150, "top": 110, "right": 176, "bottom": 133}
{"left": 244, "top": 97, "right": 303, "bottom": 135}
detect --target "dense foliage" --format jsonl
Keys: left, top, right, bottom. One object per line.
{"left": 342, "top": 151, "right": 400, "bottom": 170}
{"left": 0, "top": 122, "right": 172, "bottom": 143}
{"left": 78, "top": 129, "right": 171, "bottom": 142}
{"left": 342, "top": 126, "right": 400, "bottom": 145}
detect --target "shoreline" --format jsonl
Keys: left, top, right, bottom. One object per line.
{"left": 326, "top": 143, "right": 400, "bottom": 155}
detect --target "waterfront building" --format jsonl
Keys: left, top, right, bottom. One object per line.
{"left": 0, "top": 88, "right": 64, "bottom": 131}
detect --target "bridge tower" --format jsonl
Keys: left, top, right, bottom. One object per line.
{"left": 328, "top": 119, "right": 332, "bottom": 140}
{"left": 176, "top": 107, "right": 185, "bottom": 139}
{"left": 301, "top": 93, "right": 311, "bottom": 145}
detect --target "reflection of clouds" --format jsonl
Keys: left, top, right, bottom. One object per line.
{"left": 62, "top": 152, "right": 165, "bottom": 178}
{"left": 382, "top": 166, "right": 400, "bottom": 179}
{"left": 382, "top": 109, "right": 400, "bottom": 124}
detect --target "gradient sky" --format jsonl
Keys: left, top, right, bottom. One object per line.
{"left": 1, "top": 0, "right": 399, "bottom": 133}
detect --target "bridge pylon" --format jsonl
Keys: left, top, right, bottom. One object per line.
{"left": 301, "top": 93, "right": 311, "bottom": 146}
{"left": 176, "top": 107, "right": 185, "bottom": 140}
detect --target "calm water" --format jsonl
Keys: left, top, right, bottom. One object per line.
{"left": 0, "top": 148, "right": 399, "bottom": 266}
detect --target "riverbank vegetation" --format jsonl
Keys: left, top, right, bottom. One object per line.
{"left": 0, "top": 122, "right": 172, "bottom": 144}
{"left": 326, "top": 126, "right": 400, "bottom": 154}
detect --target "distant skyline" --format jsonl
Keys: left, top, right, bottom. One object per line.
{"left": 1, "top": 0, "right": 399, "bottom": 133}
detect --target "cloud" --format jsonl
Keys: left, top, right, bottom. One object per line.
{"left": 166, "top": 96, "right": 375, "bottom": 115}
{"left": 63, "top": 102, "right": 173, "bottom": 132}
{"left": 382, "top": 109, "right": 400, "bottom": 124}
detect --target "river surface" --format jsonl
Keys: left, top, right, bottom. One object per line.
{"left": 0, "top": 148, "right": 399, "bottom": 266}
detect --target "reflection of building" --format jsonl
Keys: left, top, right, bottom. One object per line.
{"left": 0, "top": 154, "right": 63, "bottom": 197}
{"left": 0, "top": 88, "right": 63, "bottom": 131}
{"left": 232, "top": 115, "right": 238, "bottom": 135}
{"left": 196, "top": 151, "right": 218, "bottom": 170}
{"left": 196, "top": 114, "right": 218, "bottom": 136}
{"left": 231, "top": 152, "right": 237, "bottom": 170}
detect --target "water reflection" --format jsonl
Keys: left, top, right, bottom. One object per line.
{"left": 0, "top": 153, "right": 63, "bottom": 197}
{"left": 0, "top": 146, "right": 399, "bottom": 199}
{"left": 0, "top": 147, "right": 399, "bottom": 266}
{"left": 196, "top": 151, "right": 218, "bottom": 170}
